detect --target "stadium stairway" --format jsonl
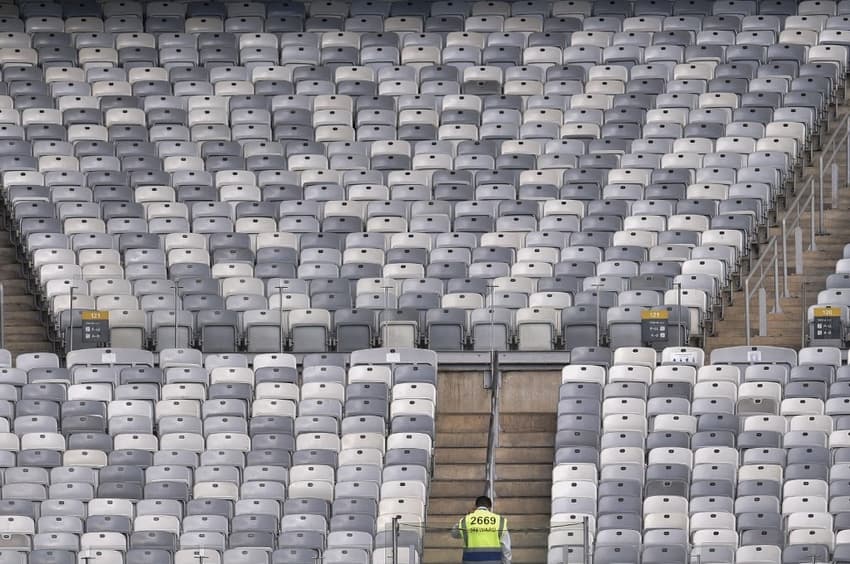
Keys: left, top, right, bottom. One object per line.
{"left": 423, "top": 369, "right": 561, "bottom": 564}
{"left": 423, "top": 371, "right": 492, "bottom": 563}
{"left": 708, "top": 103, "right": 850, "bottom": 353}
{"left": 708, "top": 213, "right": 847, "bottom": 352}
{"left": 493, "top": 370, "right": 562, "bottom": 563}
{"left": 0, "top": 228, "right": 51, "bottom": 357}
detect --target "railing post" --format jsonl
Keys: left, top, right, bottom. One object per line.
{"left": 675, "top": 281, "right": 684, "bottom": 347}
{"left": 758, "top": 288, "right": 768, "bottom": 337}
{"left": 174, "top": 282, "right": 179, "bottom": 349}
{"left": 810, "top": 184, "right": 818, "bottom": 251}
{"left": 582, "top": 516, "right": 590, "bottom": 564}
{"left": 485, "top": 351, "right": 499, "bottom": 501}
{"left": 486, "top": 282, "right": 496, "bottom": 389}
{"left": 818, "top": 154, "right": 826, "bottom": 234}
{"left": 744, "top": 279, "right": 751, "bottom": 347}
{"left": 0, "top": 282, "right": 6, "bottom": 349}
{"left": 391, "top": 515, "right": 400, "bottom": 564}
{"left": 802, "top": 279, "right": 808, "bottom": 350}
{"left": 277, "top": 284, "right": 287, "bottom": 353}
{"left": 833, "top": 163, "right": 840, "bottom": 209}
{"left": 781, "top": 217, "right": 789, "bottom": 297}
{"left": 795, "top": 227, "right": 804, "bottom": 280}
{"left": 773, "top": 251, "right": 782, "bottom": 314}
{"left": 845, "top": 126, "right": 850, "bottom": 186}
{"left": 68, "top": 285, "right": 74, "bottom": 353}
{"left": 590, "top": 281, "right": 604, "bottom": 347}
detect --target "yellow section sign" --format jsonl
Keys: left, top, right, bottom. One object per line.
{"left": 813, "top": 306, "right": 841, "bottom": 318}
{"left": 641, "top": 309, "right": 669, "bottom": 320}
{"left": 81, "top": 310, "right": 109, "bottom": 321}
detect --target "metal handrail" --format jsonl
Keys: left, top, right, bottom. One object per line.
{"left": 748, "top": 111, "right": 849, "bottom": 345}
{"left": 482, "top": 280, "right": 501, "bottom": 502}
{"left": 781, "top": 176, "right": 818, "bottom": 298}
{"left": 817, "top": 113, "right": 850, "bottom": 233}
{"left": 0, "top": 282, "right": 5, "bottom": 349}
{"left": 68, "top": 285, "right": 74, "bottom": 353}
{"left": 744, "top": 237, "right": 783, "bottom": 346}
{"left": 483, "top": 352, "right": 500, "bottom": 501}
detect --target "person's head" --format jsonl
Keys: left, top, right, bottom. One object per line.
{"left": 475, "top": 496, "right": 492, "bottom": 510}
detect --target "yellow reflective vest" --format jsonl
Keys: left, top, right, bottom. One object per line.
{"left": 458, "top": 508, "right": 506, "bottom": 562}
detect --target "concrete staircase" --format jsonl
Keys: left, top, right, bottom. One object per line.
{"left": 494, "top": 370, "right": 561, "bottom": 563}
{"left": 707, "top": 104, "right": 850, "bottom": 354}
{"left": 707, "top": 208, "right": 847, "bottom": 352}
{"left": 423, "top": 369, "right": 562, "bottom": 564}
{"left": 0, "top": 229, "right": 52, "bottom": 358}
{"left": 423, "top": 371, "right": 493, "bottom": 563}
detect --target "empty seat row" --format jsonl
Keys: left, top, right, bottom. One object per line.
{"left": 552, "top": 345, "right": 850, "bottom": 564}
{"left": 0, "top": 346, "right": 435, "bottom": 564}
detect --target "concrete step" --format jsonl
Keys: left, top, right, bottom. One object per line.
{"left": 495, "top": 446, "right": 553, "bottom": 464}
{"left": 429, "top": 479, "right": 488, "bottom": 498}
{"left": 0, "top": 226, "right": 53, "bottom": 357}
{"left": 4, "top": 327, "right": 49, "bottom": 338}
{"left": 433, "top": 463, "right": 486, "bottom": 481}
{"left": 435, "top": 447, "right": 487, "bottom": 465}
{"left": 499, "top": 414, "right": 557, "bottom": 434}
{"left": 495, "top": 463, "right": 553, "bottom": 481}
{"left": 494, "top": 480, "right": 552, "bottom": 498}
{"left": 490, "top": 497, "right": 551, "bottom": 515}
{"left": 0, "top": 279, "right": 29, "bottom": 292}
{"left": 2, "top": 294, "right": 38, "bottom": 307}
{"left": 436, "top": 414, "right": 491, "bottom": 434}
{"left": 4, "top": 311, "right": 42, "bottom": 322}
{"left": 497, "top": 431, "right": 554, "bottom": 448}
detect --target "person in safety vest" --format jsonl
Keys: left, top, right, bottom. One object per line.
{"left": 451, "top": 495, "right": 512, "bottom": 564}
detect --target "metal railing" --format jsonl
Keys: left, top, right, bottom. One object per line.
{"left": 483, "top": 351, "right": 500, "bottom": 501}
{"left": 0, "top": 282, "right": 5, "bottom": 349}
{"left": 781, "top": 176, "right": 818, "bottom": 298}
{"left": 373, "top": 521, "right": 728, "bottom": 564}
{"left": 817, "top": 113, "right": 850, "bottom": 233}
{"left": 483, "top": 280, "right": 501, "bottom": 502}
{"left": 68, "top": 285, "right": 75, "bottom": 352}
{"left": 743, "top": 110, "right": 850, "bottom": 344}
{"left": 743, "top": 237, "right": 783, "bottom": 346}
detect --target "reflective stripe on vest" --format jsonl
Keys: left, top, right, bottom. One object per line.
{"left": 460, "top": 509, "right": 505, "bottom": 563}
